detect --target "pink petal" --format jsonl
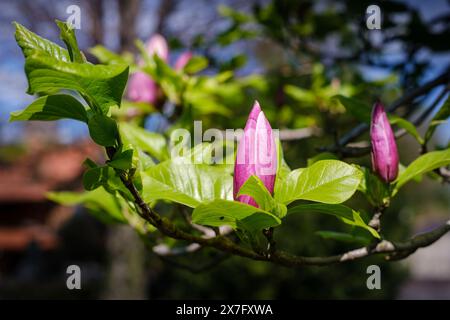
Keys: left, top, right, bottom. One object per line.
{"left": 174, "top": 52, "right": 193, "bottom": 70}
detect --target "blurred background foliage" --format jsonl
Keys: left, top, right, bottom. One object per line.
{"left": 0, "top": 0, "right": 449, "bottom": 299}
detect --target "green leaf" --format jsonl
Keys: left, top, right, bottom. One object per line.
{"left": 142, "top": 161, "right": 232, "bottom": 208}
{"left": 14, "top": 22, "right": 70, "bottom": 61}
{"left": 47, "top": 187, "right": 126, "bottom": 224}
{"left": 237, "top": 175, "right": 287, "bottom": 217}
{"left": 141, "top": 52, "right": 184, "bottom": 104}
{"left": 220, "top": 54, "right": 247, "bottom": 71}
{"left": 217, "top": 26, "right": 257, "bottom": 46}
{"left": 358, "top": 167, "right": 390, "bottom": 207}
{"left": 56, "top": 20, "right": 85, "bottom": 63}
{"left": 88, "top": 114, "right": 118, "bottom": 146}
{"left": 89, "top": 45, "right": 131, "bottom": 65}
{"left": 275, "top": 138, "right": 291, "bottom": 178}
{"left": 24, "top": 53, "right": 129, "bottom": 112}
{"left": 275, "top": 160, "right": 363, "bottom": 205}
{"left": 15, "top": 22, "right": 129, "bottom": 113}
{"left": 183, "top": 56, "right": 208, "bottom": 74}
{"left": 9, "top": 94, "right": 88, "bottom": 123}
{"left": 284, "top": 85, "right": 316, "bottom": 104}
{"left": 236, "top": 175, "right": 274, "bottom": 210}
{"left": 389, "top": 115, "right": 423, "bottom": 144}
{"left": 83, "top": 157, "right": 98, "bottom": 169}
{"left": 120, "top": 123, "right": 168, "bottom": 161}
{"left": 307, "top": 152, "right": 338, "bottom": 166}
{"left": 395, "top": 148, "right": 450, "bottom": 190}
{"left": 334, "top": 95, "right": 371, "bottom": 123}
{"left": 108, "top": 149, "right": 133, "bottom": 170}
{"left": 424, "top": 97, "right": 450, "bottom": 143}
{"left": 192, "top": 199, "right": 281, "bottom": 230}
{"left": 82, "top": 165, "right": 133, "bottom": 200}
{"left": 83, "top": 166, "right": 109, "bottom": 191}
{"left": 218, "top": 5, "right": 251, "bottom": 23}
{"left": 288, "top": 204, "right": 380, "bottom": 238}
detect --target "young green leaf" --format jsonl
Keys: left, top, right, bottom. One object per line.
{"left": 56, "top": 20, "right": 85, "bottom": 63}
{"left": 9, "top": 94, "right": 88, "bottom": 123}
{"left": 192, "top": 199, "right": 281, "bottom": 230}
{"left": 334, "top": 95, "right": 371, "bottom": 123}
{"left": 284, "top": 85, "right": 316, "bottom": 104}
{"left": 183, "top": 56, "right": 208, "bottom": 74}
{"left": 83, "top": 166, "right": 109, "bottom": 191}
{"left": 88, "top": 114, "right": 118, "bottom": 147}
{"left": 47, "top": 187, "right": 126, "bottom": 224}
{"left": 14, "top": 22, "right": 70, "bottom": 61}
{"left": 120, "top": 123, "right": 168, "bottom": 161}
{"left": 275, "top": 160, "right": 363, "bottom": 205}
{"left": 23, "top": 53, "right": 129, "bottom": 112}
{"left": 288, "top": 204, "right": 380, "bottom": 238}
{"left": 141, "top": 161, "right": 232, "bottom": 207}
{"left": 142, "top": 54, "right": 184, "bottom": 104}
{"left": 237, "top": 175, "right": 274, "bottom": 211}
{"left": 424, "top": 97, "right": 450, "bottom": 144}
{"left": 389, "top": 115, "right": 423, "bottom": 144}
{"left": 89, "top": 45, "right": 132, "bottom": 66}
{"left": 108, "top": 149, "right": 134, "bottom": 170}
{"left": 307, "top": 152, "right": 338, "bottom": 167}
{"left": 358, "top": 167, "right": 390, "bottom": 207}
{"left": 83, "top": 157, "right": 98, "bottom": 169}
{"left": 395, "top": 148, "right": 450, "bottom": 190}
{"left": 237, "top": 175, "right": 287, "bottom": 217}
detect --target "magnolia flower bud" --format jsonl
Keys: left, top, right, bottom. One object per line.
{"left": 174, "top": 52, "right": 193, "bottom": 71}
{"left": 370, "top": 101, "right": 399, "bottom": 183}
{"left": 233, "top": 101, "right": 277, "bottom": 207}
{"left": 127, "top": 34, "right": 169, "bottom": 104}
{"left": 145, "top": 34, "right": 169, "bottom": 62}
{"left": 127, "top": 72, "right": 159, "bottom": 104}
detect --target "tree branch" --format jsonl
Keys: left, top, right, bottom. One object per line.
{"left": 118, "top": 170, "right": 450, "bottom": 267}
{"left": 320, "top": 79, "right": 450, "bottom": 158}
{"left": 328, "top": 69, "right": 450, "bottom": 149}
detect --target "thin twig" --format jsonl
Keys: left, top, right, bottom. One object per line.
{"left": 329, "top": 69, "right": 450, "bottom": 149}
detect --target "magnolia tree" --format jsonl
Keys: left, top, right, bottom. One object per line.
{"left": 10, "top": 21, "right": 450, "bottom": 268}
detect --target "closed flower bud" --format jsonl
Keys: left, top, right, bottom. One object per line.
{"left": 370, "top": 101, "right": 399, "bottom": 183}
{"left": 127, "top": 34, "right": 169, "bottom": 104}
{"left": 234, "top": 101, "right": 277, "bottom": 207}
{"left": 174, "top": 52, "right": 193, "bottom": 71}
{"left": 145, "top": 34, "right": 169, "bottom": 62}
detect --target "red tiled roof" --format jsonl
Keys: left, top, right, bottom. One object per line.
{"left": 0, "top": 225, "right": 58, "bottom": 251}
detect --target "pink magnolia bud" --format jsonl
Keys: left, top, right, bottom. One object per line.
{"left": 127, "top": 72, "right": 159, "bottom": 104}
{"left": 174, "top": 51, "right": 193, "bottom": 71}
{"left": 145, "top": 34, "right": 169, "bottom": 62}
{"left": 370, "top": 101, "right": 399, "bottom": 183}
{"left": 233, "top": 101, "right": 277, "bottom": 207}
{"left": 127, "top": 34, "right": 169, "bottom": 104}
